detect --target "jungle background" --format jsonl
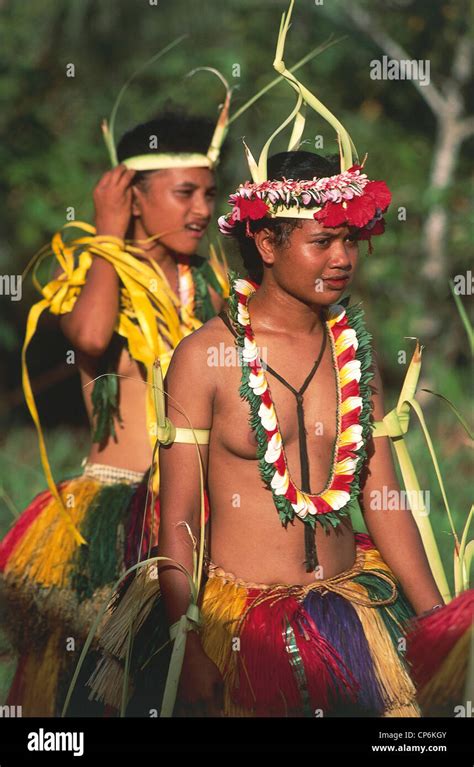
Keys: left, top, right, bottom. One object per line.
{"left": 0, "top": 0, "right": 472, "bottom": 597}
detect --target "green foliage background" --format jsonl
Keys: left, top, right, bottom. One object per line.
{"left": 0, "top": 0, "right": 472, "bottom": 594}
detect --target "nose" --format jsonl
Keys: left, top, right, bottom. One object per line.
{"left": 328, "top": 238, "right": 354, "bottom": 269}
{"left": 191, "top": 191, "right": 213, "bottom": 220}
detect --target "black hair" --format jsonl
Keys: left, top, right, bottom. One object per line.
{"left": 232, "top": 151, "right": 341, "bottom": 284}
{"left": 116, "top": 105, "right": 217, "bottom": 188}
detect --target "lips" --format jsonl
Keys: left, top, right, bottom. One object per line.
{"left": 323, "top": 276, "right": 350, "bottom": 290}
{"left": 184, "top": 222, "right": 207, "bottom": 238}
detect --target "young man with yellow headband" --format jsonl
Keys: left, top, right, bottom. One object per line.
{"left": 0, "top": 101, "right": 230, "bottom": 717}
{"left": 84, "top": 1, "right": 449, "bottom": 719}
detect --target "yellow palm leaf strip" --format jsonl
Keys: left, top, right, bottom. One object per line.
{"left": 147, "top": 258, "right": 186, "bottom": 338}
{"left": 375, "top": 339, "right": 451, "bottom": 601}
{"left": 208, "top": 242, "right": 230, "bottom": 299}
{"left": 257, "top": 89, "right": 304, "bottom": 182}
{"left": 273, "top": 0, "right": 354, "bottom": 172}
{"left": 85, "top": 239, "right": 180, "bottom": 347}
{"left": 115, "top": 265, "right": 178, "bottom": 347}
{"left": 21, "top": 296, "right": 87, "bottom": 546}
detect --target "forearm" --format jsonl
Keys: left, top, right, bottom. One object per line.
{"left": 362, "top": 505, "right": 445, "bottom": 615}
{"left": 157, "top": 521, "right": 200, "bottom": 630}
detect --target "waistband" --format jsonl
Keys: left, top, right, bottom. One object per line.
{"left": 206, "top": 546, "right": 366, "bottom": 592}
{"left": 205, "top": 544, "right": 399, "bottom": 608}
{"left": 82, "top": 461, "right": 145, "bottom": 485}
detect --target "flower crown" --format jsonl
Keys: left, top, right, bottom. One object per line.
{"left": 218, "top": 0, "right": 391, "bottom": 246}
{"left": 218, "top": 165, "right": 391, "bottom": 241}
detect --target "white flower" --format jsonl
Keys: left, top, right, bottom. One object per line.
{"left": 341, "top": 395, "right": 363, "bottom": 417}
{"left": 271, "top": 469, "right": 289, "bottom": 495}
{"left": 336, "top": 328, "right": 358, "bottom": 354}
{"left": 217, "top": 215, "right": 234, "bottom": 235}
{"left": 334, "top": 456, "right": 358, "bottom": 476}
{"left": 340, "top": 424, "right": 363, "bottom": 451}
{"left": 340, "top": 359, "right": 361, "bottom": 387}
{"left": 321, "top": 489, "right": 351, "bottom": 510}
{"left": 242, "top": 336, "right": 259, "bottom": 363}
{"left": 234, "top": 279, "right": 255, "bottom": 297}
{"left": 249, "top": 369, "right": 267, "bottom": 396}
{"left": 291, "top": 491, "right": 310, "bottom": 519}
{"left": 237, "top": 304, "right": 250, "bottom": 325}
{"left": 258, "top": 401, "right": 277, "bottom": 431}
{"left": 264, "top": 432, "right": 282, "bottom": 463}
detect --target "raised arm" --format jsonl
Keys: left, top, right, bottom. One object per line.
{"left": 156, "top": 328, "right": 224, "bottom": 716}
{"left": 359, "top": 352, "right": 445, "bottom": 614}
{"left": 59, "top": 165, "right": 136, "bottom": 356}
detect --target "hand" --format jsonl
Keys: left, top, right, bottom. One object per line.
{"left": 175, "top": 634, "right": 225, "bottom": 717}
{"left": 93, "top": 164, "right": 136, "bottom": 239}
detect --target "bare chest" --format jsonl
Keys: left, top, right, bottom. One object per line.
{"left": 212, "top": 341, "right": 339, "bottom": 491}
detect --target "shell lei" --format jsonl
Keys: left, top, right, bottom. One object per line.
{"left": 228, "top": 271, "right": 375, "bottom": 532}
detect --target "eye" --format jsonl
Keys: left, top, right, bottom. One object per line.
{"left": 175, "top": 189, "right": 193, "bottom": 197}
{"left": 206, "top": 190, "right": 217, "bottom": 200}
{"left": 313, "top": 239, "right": 330, "bottom": 247}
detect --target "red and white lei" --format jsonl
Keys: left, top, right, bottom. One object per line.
{"left": 229, "top": 274, "right": 374, "bottom": 529}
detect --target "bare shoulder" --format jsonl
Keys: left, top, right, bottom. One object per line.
{"left": 171, "top": 316, "right": 231, "bottom": 361}
{"left": 163, "top": 316, "right": 234, "bottom": 425}
{"left": 166, "top": 315, "right": 232, "bottom": 386}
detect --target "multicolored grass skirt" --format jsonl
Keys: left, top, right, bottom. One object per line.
{"left": 0, "top": 461, "right": 159, "bottom": 716}
{"left": 86, "top": 532, "right": 421, "bottom": 717}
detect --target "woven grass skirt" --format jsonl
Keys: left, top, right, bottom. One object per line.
{"left": 86, "top": 532, "right": 422, "bottom": 718}
{"left": 0, "top": 461, "right": 158, "bottom": 715}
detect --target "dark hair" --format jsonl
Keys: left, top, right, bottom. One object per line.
{"left": 233, "top": 151, "right": 341, "bottom": 284}
{"left": 116, "top": 105, "right": 217, "bottom": 189}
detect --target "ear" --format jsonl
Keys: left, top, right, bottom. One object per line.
{"left": 253, "top": 228, "right": 277, "bottom": 267}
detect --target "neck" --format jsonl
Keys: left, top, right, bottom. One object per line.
{"left": 247, "top": 275, "right": 326, "bottom": 336}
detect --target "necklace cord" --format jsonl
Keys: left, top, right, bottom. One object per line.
{"left": 218, "top": 309, "right": 328, "bottom": 571}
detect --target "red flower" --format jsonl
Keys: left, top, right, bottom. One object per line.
{"left": 344, "top": 195, "right": 377, "bottom": 228}
{"left": 364, "top": 181, "right": 391, "bottom": 212}
{"left": 234, "top": 197, "right": 269, "bottom": 221}
{"left": 357, "top": 219, "right": 386, "bottom": 239}
{"left": 314, "top": 201, "right": 347, "bottom": 227}
{"left": 314, "top": 178, "right": 391, "bottom": 231}
{"left": 315, "top": 195, "right": 376, "bottom": 228}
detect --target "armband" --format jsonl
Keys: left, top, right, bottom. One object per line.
{"left": 169, "top": 602, "right": 202, "bottom": 642}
